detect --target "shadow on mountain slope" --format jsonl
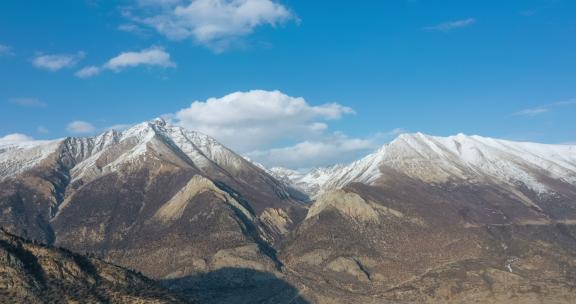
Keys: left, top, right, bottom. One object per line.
{"left": 162, "top": 267, "right": 310, "bottom": 304}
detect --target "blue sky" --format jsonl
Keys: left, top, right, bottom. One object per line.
{"left": 0, "top": 0, "right": 575, "bottom": 168}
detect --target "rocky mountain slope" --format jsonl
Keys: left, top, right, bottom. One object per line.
{"left": 1, "top": 125, "right": 576, "bottom": 303}
{"left": 0, "top": 228, "right": 190, "bottom": 303}
{"left": 277, "top": 133, "right": 576, "bottom": 303}
{"left": 0, "top": 118, "right": 308, "bottom": 298}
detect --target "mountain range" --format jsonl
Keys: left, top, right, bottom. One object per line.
{"left": 1, "top": 118, "right": 576, "bottom": 303}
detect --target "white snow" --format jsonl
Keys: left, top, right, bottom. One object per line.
{"left": 2, "top": 121, "right": 574, "bottom": 203}
{"left": 0, "top": 138, "right": 63, "bottom": 179}
{"left": 276, "top": 133, "right": 576, "bottom": 197}
{"left": 63, "top": 118, "right": 272, "bottom": 185}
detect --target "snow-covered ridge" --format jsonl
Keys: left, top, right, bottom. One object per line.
{"left": 0, "top": 138, "right": 63, "bottom": 179}
{"left": 0, "top": 118, "right": 289, "bottom": 202}
{"left": 272, "top": 133, "right": 576, "bottom": 197}
{"left": 2, "top": 123, "right": 574, "bottom": 199}
{"left": 68, "top": 118, "right": 269, "bottom": 183}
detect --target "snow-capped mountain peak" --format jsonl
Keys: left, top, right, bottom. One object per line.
{"left": 0, "top": 118, "right": 307, "bottom": 212}
{"left": 275, "top": 133, "right": 576, "bottom": 198}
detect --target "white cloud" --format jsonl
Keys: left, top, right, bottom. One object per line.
{"left": 137, "top": 0, "right": 182, "bottom": 7}
{"left": 172, "top": 90, "right": 354, "bottom": 151}
{"left": 37, "top": 126, "right": 50, "bottom": 134}
{"left": 104, "top": 46, "right": 175, "bottom": 70}
{"left": 246, "top": 134, "right": 375, "bottom": 169}
{"left": 32, "top": 52, "right": 85, "bottom": 71}
{"left": 0, "top": 44, "right": 13, "bottom": 56}
{"left": 76, "top": 46, "right": 175, "bottom": 78}
{"left": 118, "top": 23, "right": 145, "bottom": 33}
{"left": 424, "top": 18, "right": 476, "bottom": 32}
{"left": 106, "top": 123, "right": 133, "bottom": 131}
{"left": 0, "top": 133, "right": 34, "bottom": 143}
{"left": 66, "top": 121, "right": 96, "bottom": 134}
{"left": 129, "top": 0, "right": 295, "bottom": 50}
{"left": 9, "top": 97, "right": 47, "bottom": 108}
{"left": 246, "top": 129, "right": 407, "bottom": 169}
{"left": 513, "top": 107, "right": 549, "bottom": 117}
{"left": 553, "top": 99, "right": 576, "bottom": 106}
{"left": 513, "top": 98, "right": 576, "bottom": 117}
{"left": 170, "top": 89, "right": 408, "bottom": 168}
{"left": 75, "top": 66, "right": 102, "bottom": 78}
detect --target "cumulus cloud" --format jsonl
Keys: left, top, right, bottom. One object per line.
{"left": 169, "top": 90, "right": 408, "bottom": 168}
{"left": 75, "top": 46, "right": 175, "bottom": 78}
{"left": 424, "top": 18, "right": 476, "bottom": 32}
{"left": 0, "top": 133, "right": 34, "bottom": 142}
{"left": 9, "top": 97, "right": 47, "bottom": 108}
{"left": 172, "top": 90, "right": 354, "bottom": 151}
{"left": 66, "top": 121, "right": 96, "bottom": 134}
{"left": 127, "top": 0, "right": 295, "bottom": 50}
{"left": 32, "top": 52, "right": 85, "bottom": 71}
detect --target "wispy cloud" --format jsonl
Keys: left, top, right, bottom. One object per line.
{"left": 0, "top": 133, "right": 34, "bottom": 142}
{"left": 246, "top": 128, "right": 407, "bottom": 169}
{"left": 104, "top": 46, "right": 175, "bottom": 71}
{"left": 125, "top": 0, "right": 296, "bottom": 51}
{"left": 37, "top": 126, "right": 50, "bottom": 134}
{"left": 118, "top": 23, "right": 145, "bottom": 34}
{"left": 246, "top": 133, "right": 374, "bottom": 169}
{"left": 66, "top": 120, "right": 96, "bottom": 134}
{"left": 75, "top": 66, "right": 101, "bottom": 78}
{"left": 9, "top": 97, "right": 47, "bottom": 108}
{"left": 513, "top": 98, "right": 576, "bottom": 117}
{"left": 75, "top": 46, "right": 175, "bottom": 78}
{"left": 424, "top": 18, "right": 476, "bottom": 32}
{"left": 553, "top": 99, "right": 576, "bottom": 106}
{"left": 0, "top": 44, "right": 13, "bottom": 56}
{"left": 513, "top": 107, "right": 549, "bottom": 117}
{"left": 106, "top": 123, "right": 133, "bottom": 131}
{"left": 32, "top": 51, "right": 85, "bottom": 71}
{"left": 519, "top": 10, "right": 537, "bottom": 17}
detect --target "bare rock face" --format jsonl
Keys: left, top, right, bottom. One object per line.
{"left": 0, "top": 228, "right": 191, "bottom": 303}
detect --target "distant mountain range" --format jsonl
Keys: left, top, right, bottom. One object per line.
{"left": 1, "top": 119, "right": 576, "bottom": 303}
